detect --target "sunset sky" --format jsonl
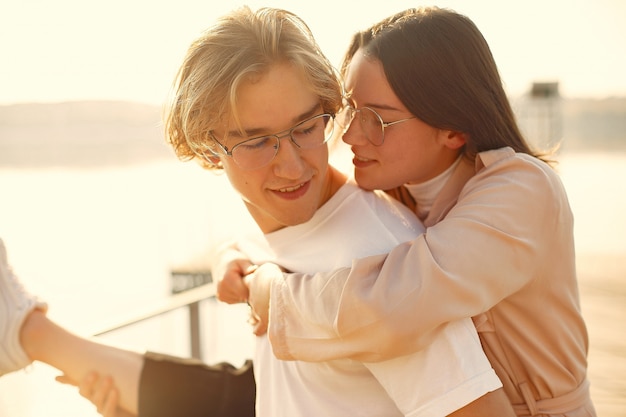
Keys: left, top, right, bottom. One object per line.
{"left": 2, "top": 0, "right": 624, "bottom": 105}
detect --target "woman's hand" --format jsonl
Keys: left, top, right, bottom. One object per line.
{"left": 57, "top": 372, "right": 136, "bottom": 417}
{"left": 245, "top": 263, "right": 283, "bottom": 336}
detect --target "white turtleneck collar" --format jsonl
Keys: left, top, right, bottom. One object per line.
{"left": 404, "top": 156, "right": 462, "bottom": 221}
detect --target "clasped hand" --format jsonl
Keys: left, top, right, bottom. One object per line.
{"left": 216, "top": 258, "right": 283, "bottom": 336}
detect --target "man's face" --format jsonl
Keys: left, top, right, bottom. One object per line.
{"left": 215, "top": 62, "right": 334, "bottom": 233}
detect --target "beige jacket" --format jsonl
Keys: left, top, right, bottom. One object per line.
{"left": 264, "top": 147, "right": 595, "bottom": 416}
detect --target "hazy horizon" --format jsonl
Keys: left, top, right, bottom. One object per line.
{"left": 2, "top": 97, "right": 625, "bottom": 171}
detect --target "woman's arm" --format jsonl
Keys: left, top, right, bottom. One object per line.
{"left": 251, "top": 154, "right": 565, "bottom": 362}
{"left": 20, "top": 309, "right": 143, "bottom": 414}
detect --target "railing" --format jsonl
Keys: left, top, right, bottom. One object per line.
{"left": 93, "top": 271, "right": 214, "bottom": 361}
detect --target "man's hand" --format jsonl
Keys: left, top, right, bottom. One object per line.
{"left": 211, "top": 242, "right": 255, "bottom": 304}
{"left": 216, "top": 259, "right": 257, "bottom": 304}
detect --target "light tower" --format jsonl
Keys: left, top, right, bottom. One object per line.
{"left": 516, "top": 81, "right": 563, "bottom": 153}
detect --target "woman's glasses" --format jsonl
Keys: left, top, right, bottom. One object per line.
{"left": 336, "top": 104, "right": 415, "bottom": 146}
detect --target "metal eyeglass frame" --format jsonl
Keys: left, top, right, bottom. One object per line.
{"left": 208, "top": 113, "right": 335, "bottom": 169}
{"left": 339, "top": 104, "right": 415, "bottom": 146}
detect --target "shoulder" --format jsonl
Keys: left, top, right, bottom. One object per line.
{"left": 478, "top": 147, "right": 555, "bottom": 174}
{"left": 351, "top": 183, "right": 425, "bottom": 235}
{"left": 466, "top": 147, "right": 571, "bottom": 218}
{"left": 474, "top": 147, "right": 563, "bottom": 193}
{"left": 346, "top": 179, "right": 408, "bottom": 211}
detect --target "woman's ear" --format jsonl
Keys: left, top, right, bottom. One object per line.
{"left": 440, "top": 130, "right": 466, "bottom": 150}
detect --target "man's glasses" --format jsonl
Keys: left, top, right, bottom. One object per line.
{"left": 336, "top": 104, "right": 415, "bottom": 146}
{"left": 193, "top": 113, "right": 335, "bottom": 170}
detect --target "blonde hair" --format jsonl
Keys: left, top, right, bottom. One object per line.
{"left": 165, "top": 6, "right": 342, "bottom": 170}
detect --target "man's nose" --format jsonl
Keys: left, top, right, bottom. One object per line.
{"left": 272, "top": 135, "right": 306, "bottom": 179}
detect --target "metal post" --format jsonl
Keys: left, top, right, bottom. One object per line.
{"left": 188, "top": 301, "right": 202, "bottom": 360}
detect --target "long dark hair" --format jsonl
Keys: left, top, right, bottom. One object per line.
{"left": 341, "top": 7, "right": 550, "bottom": 163}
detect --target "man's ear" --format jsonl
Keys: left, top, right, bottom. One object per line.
{"left": 440, "top": 130, "right": 466, "bottom": 150}
{"left": 196, "top": 153, "right": 223, "bottom": 169}
{"left": 207, "top": 155, "right": 222, "bottom": 165}
{"left": 204, "top": 147, "right": 224, "bottom": 166}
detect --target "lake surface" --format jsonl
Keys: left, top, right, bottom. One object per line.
{"left": 0, "top": 159, "right": 259, "bottom": 416}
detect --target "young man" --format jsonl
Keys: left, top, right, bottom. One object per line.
{"left": 1, "top": 6, "right": 513, "bottom": 417}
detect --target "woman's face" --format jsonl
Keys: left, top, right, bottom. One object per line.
{"left": 342, "top": 49, "right": 462, "bottom": 190}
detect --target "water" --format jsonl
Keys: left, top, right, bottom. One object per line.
{"left": 0, "top": 159, "right": 258, "bottom": 416}
{"left": 0, "top": 150, "right": 625, "bottom": 416}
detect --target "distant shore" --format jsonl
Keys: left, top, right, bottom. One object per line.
{"left": 1, "top": 98, "right": 626, "bottom": 168}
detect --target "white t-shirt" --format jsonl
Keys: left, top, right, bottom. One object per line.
{"left": 238, "top": 180, "right": 501, "bottom": 417}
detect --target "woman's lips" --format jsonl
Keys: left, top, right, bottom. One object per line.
{"left": 352, "top": 155, "right": 376, "bottom": 169}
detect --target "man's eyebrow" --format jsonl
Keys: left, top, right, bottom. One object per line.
{"left": 226, "top": 102, "right": 321, "bottom": 139}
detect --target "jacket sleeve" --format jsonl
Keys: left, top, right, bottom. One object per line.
{"left": 268, "top": 153, "right": 563, "bottom": 362}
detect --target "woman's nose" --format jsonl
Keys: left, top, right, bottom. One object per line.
{"left": 341, "top": 117, "right": 368, "bottom": 146}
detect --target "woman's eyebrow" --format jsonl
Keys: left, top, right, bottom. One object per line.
{"left": 344, "top": 94, "right": 403, "bottom": 113}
